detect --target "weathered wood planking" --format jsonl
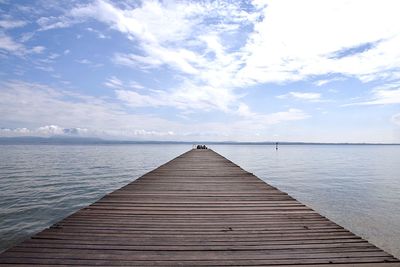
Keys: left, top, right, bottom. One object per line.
{"left": 0, "top": 149, "right": 399, "bottom": 266}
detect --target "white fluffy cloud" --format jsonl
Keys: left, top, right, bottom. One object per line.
{"left": 237, "top": 0, "right": 400, "bottom": 85}
{"left": 16, "top": 0, "right": 400, "bottom": 86}
{"left": 116, "top": 82, "right": 241, "bottom": 112}
{"left": 46, "top": 0, "right": 400, "bottom": 114}
{"left": 41, "top": 0, "right": 256, "bottom": 113}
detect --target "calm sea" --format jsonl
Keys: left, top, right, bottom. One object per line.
{"left": 0, "top": 144, "right": 399, "bottom": 258}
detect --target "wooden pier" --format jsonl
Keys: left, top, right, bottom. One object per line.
{"left": 1, "top": 149, "right": 399, "bottom": 266}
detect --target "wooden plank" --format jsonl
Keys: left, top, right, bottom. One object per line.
{"left": 0, "top": 148, "right": 399, "bottom": 266}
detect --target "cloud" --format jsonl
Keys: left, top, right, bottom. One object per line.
{"left": 364, "top": 88, "right": 400, "bottom": 105}
{"left": 36, "top": 16, "right": 72, "bottom": 31}
{"left": 75, "top": 58, "right": 103, "bottom": 67}
{"left": 14, "top": 0, "right": 400, "bottom": 87}
{"left": 128, "top": 80, "right": 145, "bottom": 90}
{"left": 237, "top": 0, "right": 400, "bottom": 85}
{"left": 0, "top": 19, "right": 26, "bottom": 29}
{"left": 258, "top": 108, "right": 310, "bottom": 125}
{"left": 353, "top": 89, "right": 400, "bottom": 105}
{"left": 0, "top": 80, "right": 182, "bottom": 139}
{"left": 44, "top": 0, "right": 257, "bottom": 112}
{"left": 37, "top": 125, "right": 82, "bottom": 135}
{"left": 345, "top": 83, "right": 400, "bottom": 106}
{"left": 0, "top": 125, "right": 174, "bottom": 138}
{"left": 314, "top": 77, "right": 346, "bottom": 86}
{"left": 45, "top": 0, "right": 312, "bottom": 119}
{"left": 30, "top": 46, "right": 45, "bottom": 53}
{"left": 19, "top": 32, "right": 35, "bottom": 42}
{"left": 51, "top": 0, "right": 400, "bottom": 113}
{"left": 86, "top": 27, "right": 109, "bottom": 39}
{"left": 115, "top": 89, "right": 166, "bottom": 108}
{"left": 0, "top": 80, "right": 309, "bottom": 141}
{"left": 115, "top": 82, "right": 238, "bottom": 112}
{"left": 27, "top": 125, "right": 89, "bottom": 136}
{"left": 2, "top": 0, "right": 400, "bottom": 143}
{"left": 236, "top": 103, "right": 257, "bottom": 117}
{"left": 115, "top": 129, "right": 175, "bottom": 138}
{"left": 277, "top": 91, "right": 322, "bottom": 101}
{"left": 68, "top": 0, "right": 223, "bottom": 44}
{"left": 0, "top": 33, "right": 25, "bottom": 54}
{"left": 104, "top": 76, "right": 145, "bottom": 90}
{"left": 104, "top": 76, "right": 123, "bottom": 89}
{"left": 113, "top": 53, "right": 163, "bottom": 70}
{"left": 0, "top": 32, "right": 45, "bottom": 56}
{"left": 0, "top": 127, "right": 30, "bottom": 136}
{"left": 218, "top": 108, "right": 310, "bottom": 138}
{"left": 234, "top": 103, "right": 309, "bottom": 127}
{"left": 75, "top": 59, "right": 91, "bottom": 64}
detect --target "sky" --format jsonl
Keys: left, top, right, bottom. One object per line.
{"left": 1, "top": 0, "right": 400, "bottom": 143}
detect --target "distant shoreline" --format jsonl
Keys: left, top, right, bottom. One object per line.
{"left": 0, "top": 136, "right": 399, "bottom": 146}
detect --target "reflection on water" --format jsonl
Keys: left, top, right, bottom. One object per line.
{"left": 0, "top": 144, "right": 399, "bottom": 258}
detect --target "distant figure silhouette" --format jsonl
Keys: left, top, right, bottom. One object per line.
{"left": 196, "top": 145, "right": 207, "bottom": 149}
{"left": 275, "top": 142, "right": 278, "bottom": 150}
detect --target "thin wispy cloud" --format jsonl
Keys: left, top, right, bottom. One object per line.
{"left": 277, "top": 92, "right": 322, "bottom": 102}
{"left": 344, "top": 86, "right": 400, "bottom": 106}
{"left": 104, "top": 76, "right": 123, "bottom": 89}
{"left": 0, "top": 32, "right": 44, "bottom": 56}
{"left": 314, "top": 77, "right": 346, "bottom": 87}
{"left": 0, "top": 19, "right": 26, "bottom": 29}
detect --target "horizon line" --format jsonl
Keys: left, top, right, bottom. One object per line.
{"left": 0, "top": 136, "right": 399, "bottom": 145}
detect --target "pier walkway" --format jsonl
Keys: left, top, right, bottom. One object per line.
{"left": 0, "top": 149, "right": 399, "bottom": 266}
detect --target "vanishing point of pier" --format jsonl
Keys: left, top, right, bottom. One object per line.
{"left": 0, "top": 149, "right": 399, "bottom": 266}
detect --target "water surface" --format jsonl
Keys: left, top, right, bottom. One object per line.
{"left": 0, "top": 144, "right": 399, "bottom": 258}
